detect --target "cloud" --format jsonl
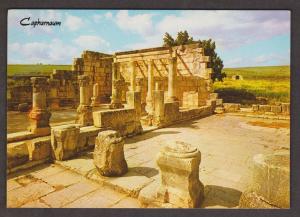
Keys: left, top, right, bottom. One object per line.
{"left": 254, "top": 53, "right": 289, "bottom": 65}
{"left": 92, "top": 14, "right": 102, "bottom": 23}
{"left": 115, "top": 10, "right": 154, "bottom": 36}
{"left": 123, "top": 10, "right": 290, "bottom": 51}
{"left": 8, "top": 39, "right": 80, "bottom": 64}
{"left": 105, "top": 12, "right": 113, "bottom": 19}
{"left": 73, "top": 35, "right": 110, "bottom": 51}
{"left": 64, "top": 14, "right": 84, "bottom": 31}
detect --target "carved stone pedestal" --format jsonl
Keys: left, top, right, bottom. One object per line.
{"left": 156, "top": 141, "right": 204, "bottom": 208}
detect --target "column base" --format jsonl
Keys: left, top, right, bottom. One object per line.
{"left": 28, "top": 126, "right": 51, "bottom": 137}
{"left": 91, "top": 97, "right": 101, "bottom": 107}
{"left": 76, "top": 105, "right": 93, "bottom": 126}
{"left": 109, "top": 102, "right": 124, "bottom": 109}
{"left": 166, "top": 96, "right": 178, "bottom": 103}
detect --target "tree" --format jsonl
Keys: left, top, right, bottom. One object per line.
{"left": 162, "top": 31, "right": 226, "bottom": 82}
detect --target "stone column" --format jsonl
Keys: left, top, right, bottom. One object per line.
{"left": 91, "top": 83, "right": 101, "bottom": 107}
{"left": 28, "top": 77, "right": 51, "bottom": 136}
{"left": 167, "top": 57, "right": 178, "bottom": 102}
{"left": 153, "top": 82, "right": 165, "bottom": 127}
{"left": 94, "top": 130, "right": 128, "bottom": 176}
{"left": 76, "top": 75, "right": 93, "bottom": 126}
{"left": 156, "top": 141, "right": 204, "bottom": 208}
{"left": 146, "top": 59, "right": 154, "bottom": 115}
{"left": 130, "top": 61, "right": 136, "bottom": 91}
{"left": 110, "top": 62, "right": 124, "bottom": 109}
{"left": 126, "top": 91, "right": 143, "bottom": 134}
{"left": 48, "top": 78, "right": 60, "bottom": 110}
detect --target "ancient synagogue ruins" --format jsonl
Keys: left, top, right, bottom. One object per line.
{"left": 7, "top": 43, "right": 290, "bottom": 208}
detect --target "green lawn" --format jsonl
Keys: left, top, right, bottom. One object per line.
{"left": 213, "top": 65, "right": 290, "bottom": 104}
{"left": 7, "top": 64, "right": 72, "bottom": 76}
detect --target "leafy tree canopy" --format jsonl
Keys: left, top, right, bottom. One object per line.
{"left": 163, "top": 31, "right": 226, "bottom": 82}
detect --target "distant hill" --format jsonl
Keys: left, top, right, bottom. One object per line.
{"left": 223, "top": 65, "right": 290, "bottom": 80}
{"left": 214, "top": 65, "right": 290, "bottom": 104}
{"left": 7, "top": 64, "right": 72, "bottom": 76}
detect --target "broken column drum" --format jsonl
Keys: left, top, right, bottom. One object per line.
{"left": 28, "top": 77, "right": 51, "bottom": 136}
{"left": 239, "top": 151, "right": 290, "bottom": 208}
{"left": 76, "top": 75, "right": 93, "bottom": 126}
{"left": 93, "top": 130, "right": 128, "bottom": 176}
{"left": 156, "top": 141, "right": 204, "bottom": 208}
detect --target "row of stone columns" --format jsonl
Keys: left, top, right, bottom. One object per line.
{"left": 28, "top": 55, "right": 179, "bottom": 130}
{"left": 125, "top": 56, "right": 178, "bottom": 116}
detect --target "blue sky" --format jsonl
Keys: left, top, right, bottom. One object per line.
{"left": 8, "top": 10, "right": 290, "bottom": 67}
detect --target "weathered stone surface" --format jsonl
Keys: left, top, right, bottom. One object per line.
{"left": 252, "top": 104, "right": 259, "bottom": 112}
{"left": 209, "top": 93, "right": 218, "bottom": 100}
{"left": 7, "top": 131, "right": 35, "bottom": 143}
{"left": 51, "top": 125, "right": 80, "bottom": 160}
{"left": 18, "top": 103, "right": 29, "bottom": 112}
{"left": 156, "top": 141, "right": 204, "bottom": 208}
{"left": 7, "top": 142, "right": 29, "bottom": 169}
{"left": 239, "top": 151, "right": 290, "bottom": 208}
{"left": 27, "top": 137, "right": 51, "bottom": 161}
{"left": 239, "top": 190, "right": 277, "bottom": 208}
{"left": 153, "top": 90, "right": 165, "bottom": 126}
{"left": 216, "top": 98, "right": 223, "bottom": 106}
{"left": 93, "top": 108, "right": 141, "bottom": 136}
{"left": 206, "top": 99, "right": 217, "bottom": 111}
{"left": 223, "top": 103, "right": 240, "bottom": 112}
{"left": 259, "top": 105, "right": 271, "bottom": 112}
{"left": 126, "top": 91, "right": 142, "bottom": 133}
{"left": 281, "top": 103, "right": 290, "bottom": 115}
{"left": 271, "top": 105, "right": 282, "bottom": 114}
{"left": 214, "top": 106, "right": 225, "bottom": 114}
{"left": 164, "top": 101, "right": 180, "bottom": 124}
{"left": 77, "top": 126, "right": 102, "bottom": 151}
{"left": 76, "top": 105, "right": 93, "bottom": 126}
{"left": 93, "top": 130, "right": 128, "bottom": 176}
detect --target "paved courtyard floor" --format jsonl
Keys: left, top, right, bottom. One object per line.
{"left": 7, "top": 114, "right": 290, "bottom": 208}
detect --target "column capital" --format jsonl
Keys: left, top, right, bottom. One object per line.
{"left": 48, "top": 78, "right": 60, "bottom": 87}
{"left": 31, "top": 77, "right": 48, "bottom": 92}
{"left": 78, "top": 75, "right": 90, "bottom": 87}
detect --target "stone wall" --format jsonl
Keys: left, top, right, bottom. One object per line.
{"left": 72, "top": 51, "right": 113, "bottom": 103}
{"left": 7, "top": 70, "right": 80, "bottom": 110}
{"left": 113, "top": 43, "right": 212, "bottom": 107}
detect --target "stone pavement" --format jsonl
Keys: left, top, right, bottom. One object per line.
{"left": 7, "top": 164, "right": 140, "bottom": 208}
{"left": 7, "top": 114, "right": 290, "bottom": 208}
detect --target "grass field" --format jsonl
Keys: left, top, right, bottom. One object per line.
{"left": 7, "top": 64, "right": 72, "bottom": 76}
{"left": 213, "top": 65, "right": 290, "bottom": 104}
{"left": 7, "top": 64, "right": 290, "bottom": 104}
